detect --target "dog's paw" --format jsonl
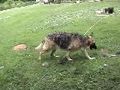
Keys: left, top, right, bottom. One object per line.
{"left": 38, "top": 57, "right": 41, "bottom": 60}
{"left": 89, "top": 57, "right": 96, "bottom": 60}
{"left": 54, "top": 55, "right": 60, "bottom": 58}
{"left": 67, "top": 58, "right": 73, "bottom": 61}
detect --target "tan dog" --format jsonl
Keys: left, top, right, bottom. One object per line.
{"left": 35, "top": 32, "right": 97, "bottom": 60}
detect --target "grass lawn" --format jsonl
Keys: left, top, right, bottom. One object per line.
{"left": 0, "top": 1, "right": 120, "bottom": 90}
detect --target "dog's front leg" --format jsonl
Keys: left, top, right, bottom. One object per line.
{"left": 84, "top": 49, "right": 95, "bottom": 60}
{"left": 65, "top": 51, "right": 73, "bottom": 61}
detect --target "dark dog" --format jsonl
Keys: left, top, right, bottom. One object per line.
{"left": 104, "top": 7, "right": 114, "bottom": 14}
{"left": 35, "top": 32, "right": 97, "bottom": 60}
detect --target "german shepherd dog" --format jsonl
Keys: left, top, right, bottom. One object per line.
{"left": 35, "top": 32, "right": 97, "bottom": 60}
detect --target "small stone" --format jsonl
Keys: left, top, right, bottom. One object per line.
{"left": 42, "top": 62, "right": 49, "bottom": 67}
{"left": 104, "top": 64, "right": 108, "bottom": 67}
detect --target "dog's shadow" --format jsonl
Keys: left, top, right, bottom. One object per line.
{"left": 58, "top": 54, "right": 87, "bottom": 65}
{"left": 58, "top": 57, "right": 70, "bottom": 64}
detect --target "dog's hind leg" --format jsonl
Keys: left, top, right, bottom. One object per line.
{"left": 35, "top": 43, "right": 43, "bottom": 60}
{"left": 38, "top": 38, "right": 56, "bottom": 60}
{"left": 84, "top": 49, "right": 95, "bottom": 60}
{"left": 38, "top": 47, "right": 48, "bottom": 60}
{"left": 65, "top": 51, "right": 73, "bottom": 61}
{"left": 39, "top": 52, "right": 43, "bottom": 60}
{"left": 50, "top": 48, "right": 59, "bottom": 58}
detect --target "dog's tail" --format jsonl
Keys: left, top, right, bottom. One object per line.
{"left": 35, "top": 40, "right": 45, "bottom": 51}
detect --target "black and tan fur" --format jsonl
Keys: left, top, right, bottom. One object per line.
{"left": 35, "top": 32, "right": 97, "bottom": 60}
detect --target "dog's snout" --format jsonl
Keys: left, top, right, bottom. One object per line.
{"left": 90, "top": 43, "right": 97, "bottom": 50}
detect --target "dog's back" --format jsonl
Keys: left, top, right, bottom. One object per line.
{"left": 47, "top": 32, "right": 84, "bottom": 50}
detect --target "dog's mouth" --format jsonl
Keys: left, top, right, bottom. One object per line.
{"left": 90, "top": 43, "right": 97, "bottom": 50}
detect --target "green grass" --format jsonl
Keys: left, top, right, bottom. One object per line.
{"left": 0, "top": 1, "right": 120, "bottom": 90}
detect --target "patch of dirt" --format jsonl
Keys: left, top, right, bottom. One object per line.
{"left": 13, "top": 44, "right": 27, "bottom": 51}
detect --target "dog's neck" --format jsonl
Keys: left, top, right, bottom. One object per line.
{"left": 81, "top": 36, "right": 90, "bottom": 48}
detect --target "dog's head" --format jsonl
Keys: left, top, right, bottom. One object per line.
{"left": 90, "top": 42, "right": 97, "bottom": 50}
{"left": 86, "top": 34, "right": 97, "bottom": 50}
